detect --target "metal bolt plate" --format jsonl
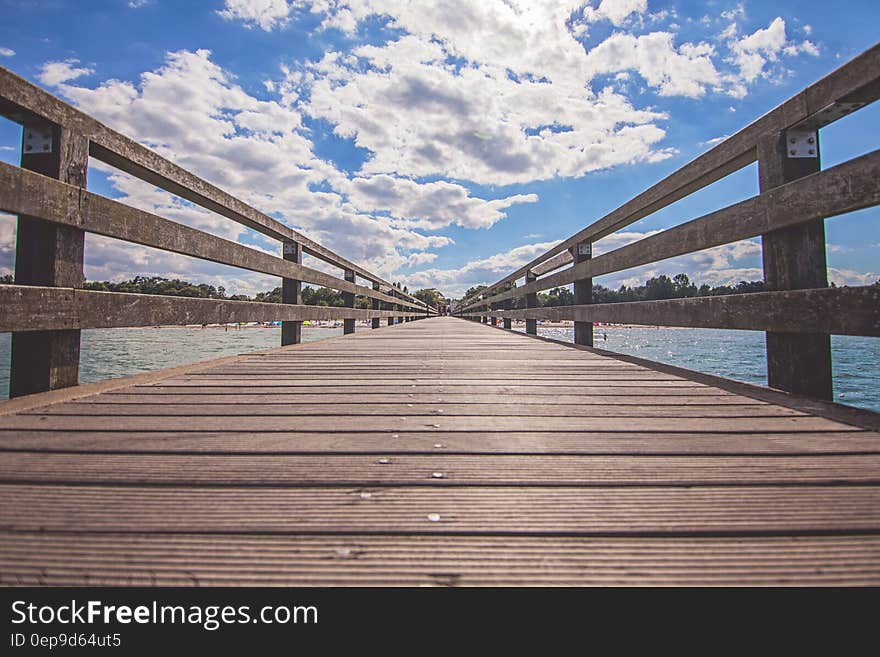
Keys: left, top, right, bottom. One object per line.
{"left": 23, "top": 127, "right": 52, "bottom": 154}
{"left": 577, "top": 242, "right": 592, "bottom": 257}
{"left": 785, "top": 129, "right": 818, "bottom": 158}
{"left": 282, "top": 242, "right": 298, "bottom": 255}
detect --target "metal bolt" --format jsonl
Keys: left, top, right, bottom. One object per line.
{"left": 789, "top": 137, "right": 796, "bottom": 143}
{"left": 808, "top": 149, "right": 815, "bottom": 155}
{"left": 807, "top": 137, "right": 815, "bottom": 144}
{"left": 789, "top": 149, "right": 797, "bottom": 155}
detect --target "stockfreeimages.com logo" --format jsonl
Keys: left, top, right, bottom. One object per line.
{"left": 11, "top": 600, "right": 318, "bottom": 632}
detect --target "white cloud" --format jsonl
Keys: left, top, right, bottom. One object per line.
{"left": 128, "top": 0, "right": 152, "bottom": 7}
{"left": 218, "top": 0, "right": 294, "bottom": 31}
{"left": 0, "top": 47, "right": 15, "bottom": 58}
{"left": 726, "top": 17, "right": 820, "bottom": 90}
{"left": 404, "top": 240, "right": 558, "bottom": 297}
{"left": 828, "top": 268, "right": 880, "bottom": 287}
{"left": 582, "top": 32, "right": 721, "bottom": 98}
{"left": 581, "top": 0, "right": 648, "bottom": 27}
{"left": 339, "top": 175, "right": 538, "bottom": 230}
{"left": 38, "top": 59, "right": 94, "bottom": 86}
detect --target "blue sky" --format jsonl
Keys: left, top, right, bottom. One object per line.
{"left": 0, "top": 0, "right": 878, "bottom": 298}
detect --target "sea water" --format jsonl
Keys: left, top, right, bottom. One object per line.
{"left": 0, "top": 324, "right": 877, "bottom": 412}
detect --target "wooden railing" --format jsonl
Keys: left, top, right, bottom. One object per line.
{"left": 0, "top": 66, "right": 436, "bottom": 398}
{"left": 455, "top": 43, "right": 880, "bottom": 401}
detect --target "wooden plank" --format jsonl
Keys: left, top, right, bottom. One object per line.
{"left": 0, "top": 484, "right": 877, "bottom": 534}
{"left": 0, "top": 163, "right": 423, "bottom": 310}
{"left": 464, "top": 149, "right": 880, "bottom": 309}
{"left": 0, "top": 285, "right": 414, "bottom": 331}
{"left": 0, "top": 414, "right": 851, "bottom": 433}
{"left": 24, "top": 402, "right": 807, "bottom": 418}
{"left": 2, "top": 533, "right": 877, "bottom": 586}
{"left": 484, "top": 286, "right": 880, "bottom": 336}
{"left": 85, "top": 393, "right": 763, "bottom": 405}
{"left": 1, "top": 429, "right": 876, "bottom": 454}
{"left": 2, "top": 453, "right": 878, "bottom": 486}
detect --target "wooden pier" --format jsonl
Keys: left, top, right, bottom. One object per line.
{"left": 1, "top": 317, "right": 879, "bottom": 586}
{"left": 1, "top": 45, "right": 880, "bottom": 585}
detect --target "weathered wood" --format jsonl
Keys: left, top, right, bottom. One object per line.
{"left": 456, "top": 43, "right": 880, "bottom": 309}
{"left": 10, "top": 122, "right": 88, "bottom": 397}
{"left": 759, "top": 132, "right": 832, "bottom": 400}
{"left": 343, "top": 270, "right": 355, "bottom": 335}
{"left": 462, "top": 149, "right": 880, "bottom": 309}
{"left": 0, "top": 162, "right": 425, "bottom": 311}
{"left": 525, "top": 270, "right": 538, "bottom": 335}
{"left": 470, "top": 286, "right": 880, "bottom": 336}
{"left": 3, "top": 428, "right": 877, "bottom": 455}
{"left": 3, "top": 533, "right": 878, "bottom": 586}
{"left": 0, "top": 285, "right": 412, "bottom": 331}
{"left": 372, "top": 282, "right": 381, "bottom": 329}
{"left": 26, "top": 401, "right": 806, "bottom": 418}
{"left": 3, "top": 453, "right": 877, "bottom": 486}
{"left": 572, "top": 240, "right": 593, "bottom": 346}
{"left": 281, "top": 241, "right": 302, "bottom": 346}
{"left": 1, "top": 484, "right": 877, "bottom": 534}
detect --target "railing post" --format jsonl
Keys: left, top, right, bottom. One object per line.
{"left": 525, "top": 270, "right": 538, "bottom": 335}
{"left": 503, "top": 283, "right": 512, "bottom": 329}
{"left": 10, "top": 122, "right": 88, "bottom": 397}
{"left": 571, "top": 241, "right": 593, "bottom": 347}
{"left": 343, "top": 269, "right": 355, "bottom": 334}
{"left": 371, "top": 282, "right": 381, "bottom": 329}
{"left": 758, "top": 131, "right": 832, "bottom": 399}
{"left": 281, "top": 241, "right": 302, "bottom": 345}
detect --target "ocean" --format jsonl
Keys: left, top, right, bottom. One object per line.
{"left": 0, "top": 323, "right": 877, "bottom": 412}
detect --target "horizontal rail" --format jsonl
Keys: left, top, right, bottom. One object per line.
{"left": 460, "top": 286, "right": 880, "bottom": 337}
{"left": 0, "top": 285, "right": 421, "bottom": 332}
{"left": 0, "top": 162, "right": 426, "bottom": 311}
{"left": 463, "top": 149, "right": 880, "bottom": 309}
{"left": 0, "top": 66, "right": 427, "bottom": 309}
{"left": 460, "top": 43, "right": 880, "bottom": 309}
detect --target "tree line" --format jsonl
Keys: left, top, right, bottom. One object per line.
{"left": 463, "top": 274, "right": 772, "bottom": 308}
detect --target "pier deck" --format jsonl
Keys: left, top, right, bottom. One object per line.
{"left": 1, "top": 317, "right": 878, "bottom": 586}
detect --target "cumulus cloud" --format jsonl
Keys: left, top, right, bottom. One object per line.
{"left": 218, "top": 0, "right": 294, "bottom": 31}
{"left": 581, "top": 0, "right": 648, "bottom": 27}
{"left": 37, "top": 49, "right": 504, "bottom": 292}
{"left": 723, "top": 16, "right": 821, "bottom": 93}
{"left": 403, "top": 241, "right": 559, "bottom": 297}
{"left": 0, "top": 47, "right": 15, "bottom": 57}
{"left": 38, "top": 59, "right": 94, "bottom": 86}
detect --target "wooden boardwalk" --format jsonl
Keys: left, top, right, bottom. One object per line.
{"left": 1, "top": 317, "right": 879, "bottom": 586}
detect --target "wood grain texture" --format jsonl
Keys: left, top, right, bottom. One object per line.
{"left": 3, "top": 533, "right": 878, "bottom": 586}
{"left": 0, "top": 316, "right": 878, "bottom": 585}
